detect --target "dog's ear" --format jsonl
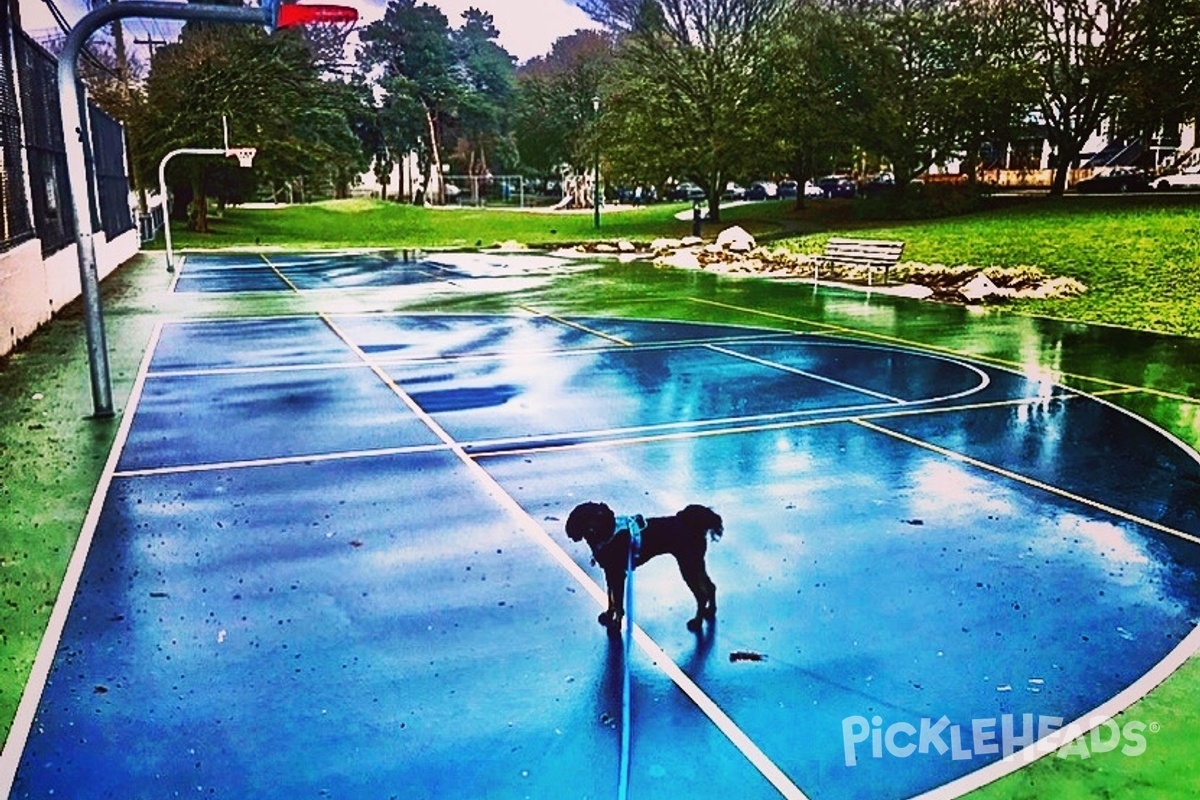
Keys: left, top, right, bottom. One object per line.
{"left": 565, "top": 502, "right": 614, "bottom": 542}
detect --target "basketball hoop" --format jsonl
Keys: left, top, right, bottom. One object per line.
{"left": 297, "top": 13, "right": 358, "bottom": 69}
{"left": 262, "top": 1, "right": 358, "bottom": 68}
{"left": 227, "top": 147, "right": 257, "bottom": 168}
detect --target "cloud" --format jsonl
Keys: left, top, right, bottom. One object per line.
{"left": 352, "top": 0, "right": 600, "bottom": 63}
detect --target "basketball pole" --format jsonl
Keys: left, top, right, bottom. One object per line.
{"left": 58, "top": 2, "right": 266, "bottom": 417}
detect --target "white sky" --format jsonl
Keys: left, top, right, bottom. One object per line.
{"left": 17, "top": 0, "right": 599, "bottom": 64}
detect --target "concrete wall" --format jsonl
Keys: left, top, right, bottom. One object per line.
{"left": 0, "top": 227, "right": 140, "bottom": 357}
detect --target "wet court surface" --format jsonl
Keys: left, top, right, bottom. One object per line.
{"left": 5, "top": 252, "right": 1200, "bottom": 799}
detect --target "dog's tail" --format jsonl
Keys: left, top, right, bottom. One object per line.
{"left": 680, "top": 504, "right": 723, "bottom": 543}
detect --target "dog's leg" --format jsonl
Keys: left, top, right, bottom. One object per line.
{"left": 599, "top": 568, "right": 626, "bottom": 630}
{"left": 677, "top": 556, "right": 711, "bottom": 631}
{"left": 702, "top": 572, "right": 717, "bottom": 620}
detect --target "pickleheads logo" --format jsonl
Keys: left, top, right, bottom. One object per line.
{"left": 841, "top": 713, "right": 1154, "bottom": 767}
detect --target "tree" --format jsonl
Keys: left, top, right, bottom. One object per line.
{"left": 580, "top": 0, "right": 790, "bottom": 221}
{"left": 935, "top": 0, "right": 1041, "bottom": 185}
{"left": 1024, "top": 0, "right": 1151, "bottom": 194}
{"left": 817, "top": 0, "right": 964, "bottom": 186}
{"left": 754, "top": 1, "right": 860, "bottom": 208}
{"left": 449, "top": 8, "right": 518, "bottom": 182}
{"left": 135, "top": 22, "right": 357, "bottom": 228}
{"left": 1110, "top": 0, "right": 1200, "bottom": 157}
{"left": 359, "top": 0, "right": 458, "bottom": 203}
{"left": 513, "top": 30, "right": 615, "bottom": 182}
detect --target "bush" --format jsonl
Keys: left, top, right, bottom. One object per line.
{"left": 854, "top": 181, "right": 991, "bottom": 220}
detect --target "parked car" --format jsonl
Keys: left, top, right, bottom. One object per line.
{"left": 777, "top": 180, "right": 798, "bottom": 199}
{"left": 818, "top": 174, "right": 856, "bottom": 198}
{"left": 1073, "top": 167, "right": 1151, "bottom": 193}
{"left": 804, "top": 181, "right": 825, "bottom": 198}
{"left": 746, "top": 180, "right": 778, "bottom": 200}
{"left": 1152, "top": 165, "right": 1200, "bottom": 190}
{"left": 667, "top": 182, "right": 706, "bottom": 202}
{"left": 722, "top": 182, "right": 747, "bottom": 200}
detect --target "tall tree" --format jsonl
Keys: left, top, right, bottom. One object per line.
{"left": 135, "top": 23, "right": 341, "bottom": 229}
{"left": 821, "top": 0, "right": 962, "bottom": 186}
{"left": 755, "top": 1, "right": 859, "bottom": 207}
{"left": 359, "top": 0, "right": 458, "bottom": 203}
{"left": 1111, "top": 0, "right": 1200, "bottom": 159}
{"left": 514, "top": 31, "right": 615, "bottom": 179}
{"left": 580, "top": 0, "right": 790, "bottom": 222}
{"left": 1024, "top": 0, "right": 1151, "bottom": 194}
{"left": 449, "top": 8, "right": 518, "bottom": 182}
{"left": 936, "top": 0, "right": 1041, "bottom": 184}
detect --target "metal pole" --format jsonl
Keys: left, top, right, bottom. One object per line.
{"left": 592, "top": 96, "right": 600, "bottom": 230}
{"left": 59, "top": 1, "right": 265, "bottom": 417}
{"left": 158, "top": 148, "right": 229, "bottom": 272}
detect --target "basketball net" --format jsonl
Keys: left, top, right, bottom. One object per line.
{"left": 227, "top": 147, "right": 257, "bottom": 168}
{"left": 298, "top": 17, "right": 357, "bottom": 69}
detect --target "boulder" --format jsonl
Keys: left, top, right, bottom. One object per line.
{"left": 958, "top": 273, "right": 1000, "bottom": 303}
{"left": 716, "top": 226, "right": 756, "bottom": 252}
{"left": 650, "top": 237, "right": 684, "bottom": 251}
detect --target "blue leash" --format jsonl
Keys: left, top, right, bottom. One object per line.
{"left": 614, "top": 514, "right": 644, "bottom": 800}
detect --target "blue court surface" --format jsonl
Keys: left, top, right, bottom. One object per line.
{"left": 171, "top": 250, "right": 590, "bottom": 293}
{"left": 5, "top": 309, "right": 1200, "bottom": 800}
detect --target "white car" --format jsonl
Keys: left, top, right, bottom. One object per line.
{"left": 1153, "top": 165, "right": 1200, "bottom": 190}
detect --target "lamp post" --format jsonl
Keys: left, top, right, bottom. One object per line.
{"left": 592, "top": 95, "right": 601, "bottom": 229}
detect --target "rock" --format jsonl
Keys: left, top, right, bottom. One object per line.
{"left": 958, "top": 273, "right": 1001, "bottom": 303}
{"left": 617, "top": 240, "right": 636, "bottom": 253}
{"left": 650, "top": 237, "right": 683, "bottom": 251}
{"left": 681, "top": 236, "right": 703, "bottom": 247}
{"left": 655, "top": 250, "right": 702, "bottom": 270}
{"left": 716, "top": 225, "right": 756, "bottom": 252}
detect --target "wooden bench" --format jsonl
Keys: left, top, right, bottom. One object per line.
{"left": 816, "top": 237, "right": 905, "bottom": 285}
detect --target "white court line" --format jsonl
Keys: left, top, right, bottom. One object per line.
{"left": 113, "top": 443, "right": 451, "bottom": 479}
{"left": 0, "top": 324, "right": 163, "bottom": 796}
{"left": 317, "top": 312, "right": 811, "bottom": 800}
{"left": 848, "top": 414, "right": 1200, "bottom": 800}
{"left": 689, "top": 296, "right": 1200, "bottom": 406}
{"left": 855, "top": 418, "right": 1200, "bottom": 548}
{"left": 706, "top": 344, "right": 906, "bottom": 403}
{"left": 519, "top": 304, "right": 634, "bottom": 346}
{"left": 468, "top": 394, "right": 1062, "bottom": 460}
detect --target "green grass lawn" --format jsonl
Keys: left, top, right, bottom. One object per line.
{"left": 166, "top": 194, "right": 1200, "bottom": 336}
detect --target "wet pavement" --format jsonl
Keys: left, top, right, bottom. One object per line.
{"left": 2, "top": 250, "right": 1199, "bottom": 800}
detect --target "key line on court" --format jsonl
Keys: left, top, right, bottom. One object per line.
{"left": 259, "top": 253, "right": 303, "bottom": 292}
{"left": 854, "top": 418, "right": 1200, "bottom": 548}
{"left": 112, "top": 442, "right": 452, "bottom": 478}
{"left": 143, "top": 333, "right": 799, "bottom": 378}
{"left": 689, "top": 297, "right": 1200, "bottom": 406}
{"left": 519, "top": 304, "right": 635, "bottom": 346}
{"left": 705, "top": 344, "right": 907, "bottom": 403}
{"left": 467, "top": 394, "right": 1078, "bottom": 460}
{"left": 317, "top": 312, "right": 810, "bottom": 800}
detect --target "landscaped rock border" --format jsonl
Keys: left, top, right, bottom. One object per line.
{"left": 563, "top": 227, "right": 1087, "bottom": 305}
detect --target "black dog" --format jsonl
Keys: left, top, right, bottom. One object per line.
{"left": 565, "top": 501, "right": 723, "bottom": 632}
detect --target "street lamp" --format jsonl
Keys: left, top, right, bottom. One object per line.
{"left": 592, "top": 95, "right": 601, "bottom": 229}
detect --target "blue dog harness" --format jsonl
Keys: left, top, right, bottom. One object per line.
{"left": 614, "top": 514, "right": 645, "bottom": 568}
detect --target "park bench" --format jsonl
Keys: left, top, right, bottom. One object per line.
{"left": 816, "top": 237, "right": 905, "bottom": 285}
